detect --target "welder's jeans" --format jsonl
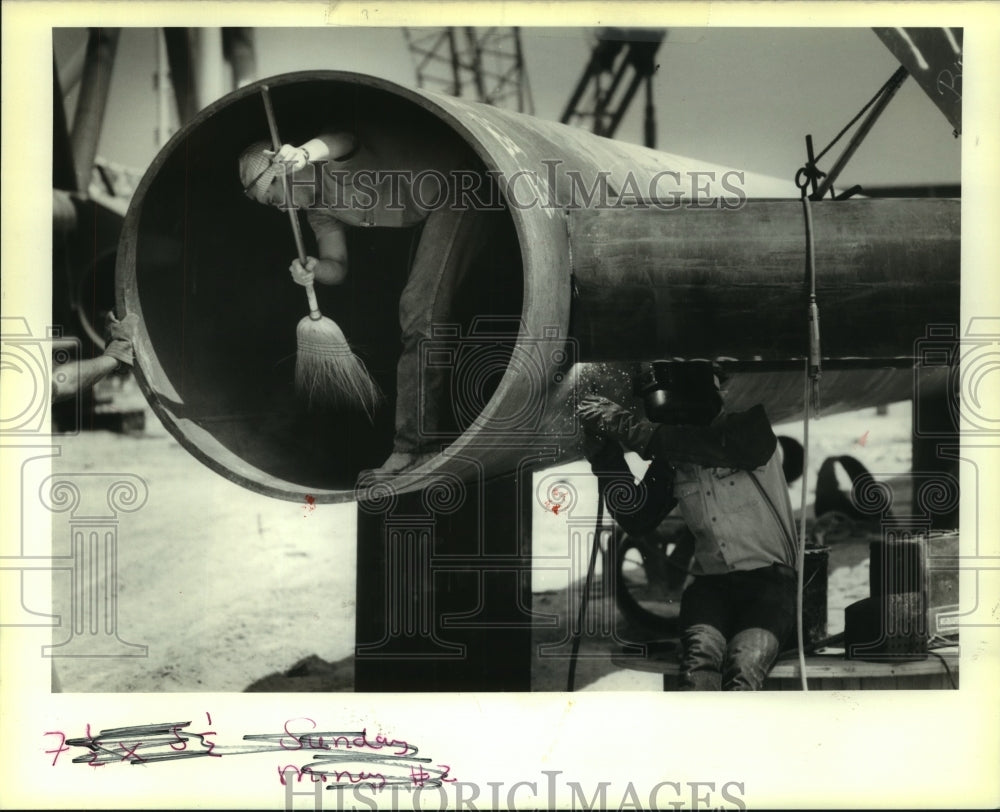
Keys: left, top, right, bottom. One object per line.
{"left": 678, "top": 564, "right": 797, "bottom": 691}
{"left": 393, "top": 205, "right": 497, "bottom": 454}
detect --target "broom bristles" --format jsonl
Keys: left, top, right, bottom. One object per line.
{"left": 295, "top": 315, "right": 383, "bottom": 419}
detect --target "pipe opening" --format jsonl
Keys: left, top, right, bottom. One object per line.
{"left": 123, "top": 76, "right": 524, "bottom": 500}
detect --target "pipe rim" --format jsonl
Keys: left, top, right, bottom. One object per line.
{"left": 117, "top": 70, "right": 569, "bottom": 503}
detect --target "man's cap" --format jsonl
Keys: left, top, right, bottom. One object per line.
{"left": 632, "top": 359, "right": 722, "bottom": 398}
{"left": 239, "top": 141, "right": 279, "bottom": 200}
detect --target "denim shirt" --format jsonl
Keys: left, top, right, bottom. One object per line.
{"left": 672, "top": 449, "right": 797, "bottom": 575}
{"left": 642, "top": 405, "right": 798, "bottom": 575}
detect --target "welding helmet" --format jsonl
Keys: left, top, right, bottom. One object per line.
{"left": 632, "top": 359, "right": 723, "bottom": 425}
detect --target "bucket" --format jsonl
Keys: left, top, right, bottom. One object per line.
{"left": 802, "top": 546, "right": 830, "bottom": 648}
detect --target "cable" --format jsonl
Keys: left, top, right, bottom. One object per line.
{"left": 796, "top": 362, "right": 810, "bottom": 691}
{"left": 811, "top": 70, "right": 902, "bottom": 166}
{"left": 927, "top": 650, "right": 958, "bottom": 690}
{"left": 794, "top": 190, "right": 823, "bottom": 692}
{"left": 802, "top": 193, "right": 821, "bottom": 411}
{"left": 567, "top": 487, "right": 606, "bottom": 692}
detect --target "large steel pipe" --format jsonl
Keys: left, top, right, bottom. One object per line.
{"left": 117, "top": 71, "right": 959, "bottom": 503}
{"left": 569, "top": 200, "right": 959, "bottom": 363}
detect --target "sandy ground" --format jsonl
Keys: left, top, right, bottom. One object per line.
{"left": 46, "top": 378, "right": 912, "bottom": 693}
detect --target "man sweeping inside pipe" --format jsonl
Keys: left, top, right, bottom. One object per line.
{"left": 239, "top": 129, "right": 496, "bottom": 475}
{"left": 578, "top": 360, "right": 799, "bottom": 690}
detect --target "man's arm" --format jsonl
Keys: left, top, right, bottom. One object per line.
{"left": 51, "top": 355, "right": 119, "bottom": 403}
{"left": 271, "top": 132, "right": 355, "bottom": 288}
{"left": 308, "top": 133, "right": 358, "bottom": 162}
{"left": 578, "top": 397, "right": 776, "bottom": 470}
{"left": 311, "top": 224, "right": 349, "bottom": 285}
{"left": 643, "top": 406, "right": 777, "bottom": 470}
{"left": 581, "top": 436, "right": 678, "bottom": 535}
{"left": 268, "top": 132, "right": 357, "bottom": 171}
{"left": 291, "top": 218, "right": 348, "bottom": 286}
{"left": 51, "top": 312, "right": 138, "bottom": 403}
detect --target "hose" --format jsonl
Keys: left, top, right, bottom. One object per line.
{"left": 567, "top": 488, "right": 606, "bottom": 692}
{"left": 795, "top": 191, "right": 822, "bottom": 692}
{"left": 796, "top": 363, "right": 811, "bottom": 691}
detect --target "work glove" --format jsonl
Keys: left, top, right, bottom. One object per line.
{"left": 289, "top": 256, "right": 318, "bottom": 286}
{"left": 264, "top": 143, "right": 310, "bottom": 173}
{"left": 577, "top": 395, "right": 658, "bottom": 454}
{"left": 102, "top": 311, "right": 139, "bottom": 368}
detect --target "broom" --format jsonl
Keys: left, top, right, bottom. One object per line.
{"left": 260, "top": 85, "right": 382, "bottom": 418}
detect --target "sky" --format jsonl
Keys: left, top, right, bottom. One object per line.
{"left": 53, "top": 26, "right": 961, "bottom": 189}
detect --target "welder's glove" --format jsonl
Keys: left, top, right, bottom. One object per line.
{"left": 102, "top": 312, "right": 139, "bottom": 368}
{"left": 577, "top": 395, "right": 658, "bottom": 454}
{"left": 578, "top": 409, "right": 677, "bottom": 535}
{"left": 289, "top": 256, "right": 318, "bottom": 286}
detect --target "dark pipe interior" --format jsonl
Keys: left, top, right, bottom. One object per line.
{"left": 133, "top": 78, "right": 523, "bottom": 492}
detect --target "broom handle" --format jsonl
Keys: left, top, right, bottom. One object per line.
{"left": 260, "top": 84, "right": 323, "bottom": 321}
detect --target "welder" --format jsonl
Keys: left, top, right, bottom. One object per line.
{"left": 577, "top": 360, "right": 798, "bottom": 690}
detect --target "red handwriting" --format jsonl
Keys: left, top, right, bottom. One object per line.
{"left": 278, "top": 762, "right": 455, "bottom": 790}
{"left": 279, "top": 764, "right": 387, "bottom": 790}
{"left": 170, "top": 724, "right": 187, "bottom": 751}
{"left": 50, "top": 721, "right": 221, "bottom": 765}
{"left": 44, "top": 731, "right": 70, "bottom": 766}
{"left": 276, "top": 718, "right": 411, "bottom": 756}
{"left": 411, "top": 765, "right": 456, "bottom": 787}
{"left": 117, "top": 740, "right": 146, "bottom": 763}
{"left": 46, "top": 716, "right": 447, "bottom": 789}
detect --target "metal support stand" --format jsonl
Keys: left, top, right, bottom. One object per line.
{"left": 812, "top": 67, "right": 908, "bottom": 200}
{"left": 355, "top": 466, "right": 537, "bottom": 691}
{"left": 797, "top": 66, "right": 909, "bottom": 202}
